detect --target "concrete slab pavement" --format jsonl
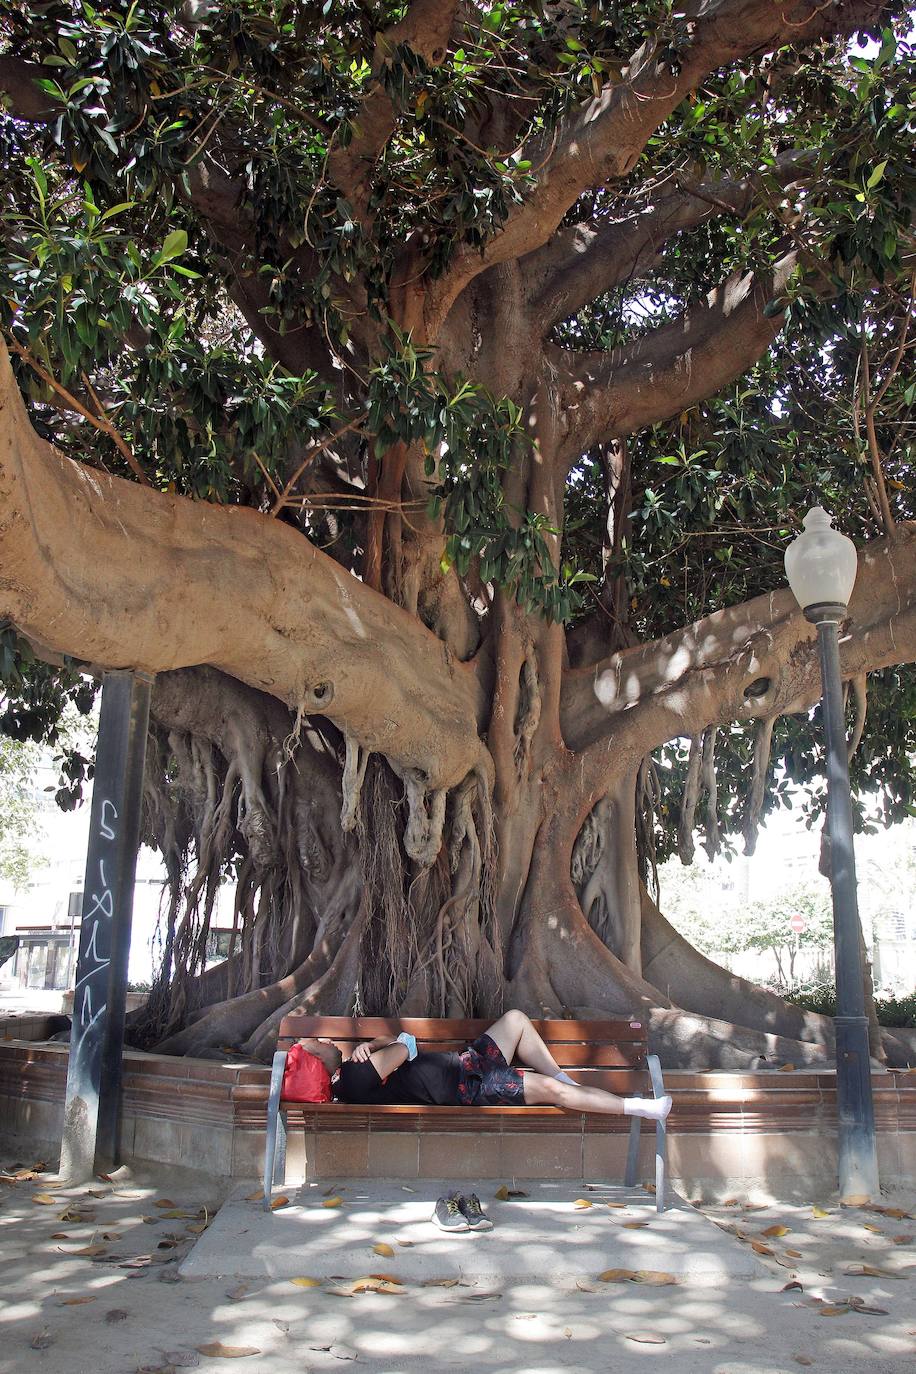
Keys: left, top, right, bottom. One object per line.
{"left": 180, "top": 1178, "right": 764, "bottom": 1285}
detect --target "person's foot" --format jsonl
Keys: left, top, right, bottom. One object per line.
{"left": 458, "top": 1193, "right": 494, "bottom": 1231}
{"left": 432, "top": 1193, "right": 469, "bottom": 1232}
{"left": 624, "top": 1094, "right": 672, "bottom": 1121}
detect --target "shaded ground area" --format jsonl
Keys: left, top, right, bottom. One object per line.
{"left": 1, "top": 1153, "right": 915, "bottom": 1373}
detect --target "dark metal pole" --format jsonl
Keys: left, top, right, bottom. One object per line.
{"left": 811, "top": 606, "right": 879, "bottom": 1199}
{"left": 60, "top": 671, "right": 152, "bottom": 1180}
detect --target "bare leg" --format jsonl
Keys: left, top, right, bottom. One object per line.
{"left": 523, "top": 1072, "right": 671, "bottom": 1120}
{"left": 484, "top": 1009, "right": 565, "bottom": 1076}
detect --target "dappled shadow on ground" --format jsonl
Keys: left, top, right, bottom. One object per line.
{"left": 1, "top": 1154, "right": 915, "bottom": 1374}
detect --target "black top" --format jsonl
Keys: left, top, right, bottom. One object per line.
{"left": 334, "top": 1050, "right": 461, "bottom": 1106}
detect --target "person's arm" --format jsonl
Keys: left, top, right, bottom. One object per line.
{"left": 350, "top": 1034, "right": 400, "bottom": 1064}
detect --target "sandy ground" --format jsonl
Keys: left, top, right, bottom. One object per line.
{"left": 2, "top": 1152, "right": 916, "bottom": 1374}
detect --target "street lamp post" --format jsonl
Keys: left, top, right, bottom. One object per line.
{"left": 784, "top": 507, "right": 879, "bottom": 1200}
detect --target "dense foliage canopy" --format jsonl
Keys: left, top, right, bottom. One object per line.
{"left": 1, "top": 1, "right": 914, "bottom": 1059}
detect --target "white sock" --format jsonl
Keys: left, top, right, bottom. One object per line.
{"left": 554, "top": 1071, "right": 577, "bottom": 1085}
{"left": 624, "top": 1095, "right": 672, "bottom": 1121}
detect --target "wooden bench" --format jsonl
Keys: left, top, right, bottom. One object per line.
{"left": 263, "top": 1016, "right": 668, "bottom": 1212}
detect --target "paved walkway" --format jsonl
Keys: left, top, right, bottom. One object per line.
{"left": 2, "top": 1152, "right": 915, "bottom": 1373}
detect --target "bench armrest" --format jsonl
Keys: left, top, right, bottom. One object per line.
{"left": 263, "top": 1050, "right": 288, "bottom": 1211}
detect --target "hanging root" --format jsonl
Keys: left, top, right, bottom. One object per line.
{"left": 399, "top": 768, "right": 448, "bottom": 867}
{"left": 340, "top": 731, "right": 370, "bottom": 832}
{"left": 635, "top": 757, "right": 660, "bottom": 901}
{"left": 743, "top": 714, "right": 777, "bottom": 857}
{"left": 513, "top": 645, "right": 541, "bottom": 777}
{"left": 847, "top": 673, "right": 867, "bottom": 761}
{"left": 677, "top": 734, "right": 703, "bottom": 865}
{"left": 701, "top": 726, "right": 720, "bottom": 861}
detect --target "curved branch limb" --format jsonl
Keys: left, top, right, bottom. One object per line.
{"left": 0, "top": 337, "right": 485, "bottom": 788}
{"left": 327, "top": 0, "right": 459, "bottom": 222}
{"left": 563, "top": 527, "right": 916, "bottom": 763}
{"left": 526, "top": 153, "right": 814, "bottom": 330}
{"left": 549, "top": 253, "right": 798, "bottom": 463}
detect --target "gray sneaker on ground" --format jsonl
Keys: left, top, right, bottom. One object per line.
{"left": 432, "top": 1193, "right": 469, "bottom": 1232}
{"left": 458, "top": 1193, "right": 494, "bottom": 1231}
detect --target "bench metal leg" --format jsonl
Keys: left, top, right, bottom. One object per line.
{"left": 646, "top": 1053, "right": 668, "bottom": 1213}
{"left": 263, "top": 1050, "right": 288, "bottom": 1212}
{"left": 625, "top": 1110, "right": 641, "bottom": 1187}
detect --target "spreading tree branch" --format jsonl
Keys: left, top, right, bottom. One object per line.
{"left": 422, "top": 0, "right": 885, "bottom": 333}
{"left": 549, "top": 252, "right": 798, "bottom": 460}
{"left": 525, "top": 152, "right": 814, "bottom": 331}
{"left": 327, "top": 0, "right": 460, "bottom": 222}
{"left": 562, "top": 525, "right": 916, "bottom": 766}
{"left": 0, "top": 337, "right": 485, "bottom": 789}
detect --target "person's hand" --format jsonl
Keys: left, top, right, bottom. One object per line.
{"left": 350, "top": 1041, "right": 373, "bottom": 1063}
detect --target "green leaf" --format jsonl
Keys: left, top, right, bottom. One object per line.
{"left": 866, "top": 160, "right": 888, "bottom": 190}
{"left": 155, "top": 229, "right": 189, "bottom": 264}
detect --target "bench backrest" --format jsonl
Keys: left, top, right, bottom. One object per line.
{"left": 277, "top": 1016, "right": 650, "bottom": 1092}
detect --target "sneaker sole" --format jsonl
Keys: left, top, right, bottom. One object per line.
{"left": 431, "top": 1217, "right": 470, "bottom": 1232}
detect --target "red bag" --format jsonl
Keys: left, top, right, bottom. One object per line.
{"left": 281, "top": 1043, "right": 332, "bottom": 1102}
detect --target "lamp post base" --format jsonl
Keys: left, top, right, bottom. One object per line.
{"left": 834, "top": 1014, "right": 879, "bottom": 1200}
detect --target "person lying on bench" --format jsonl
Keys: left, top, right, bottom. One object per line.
{"left": 299, "top": 1009, "right": 671, "bottom": 1120}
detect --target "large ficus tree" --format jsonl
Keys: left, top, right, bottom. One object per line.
{"left": 1, "top": 1, "right": 914, "bottom": 1066}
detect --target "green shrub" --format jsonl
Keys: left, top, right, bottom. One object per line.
{"left": 783, "top": 983, "right": 916, "bottom": 1026}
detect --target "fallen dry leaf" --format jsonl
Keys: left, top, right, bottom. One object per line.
{"left": 71, "top": 1244, "right": 108, "bottom": 1257}
{"left": 626, "top": 1333, "right": 666, "bottom": 1344}
{"left": 751, "top": 1242, "right": 775, "bottom": 1256}
{"left": 843, "top": 1262, "right": 901, "bottom": 1278}
{"left": 396, "top": 1239, "right": 413, "bottom": 1247}
{"left": 575, "top": 1279, "right": 599, "bottom": 1292}
{"left": 785, "top": 1248, "right": 803, "bottom": 1259}
{"left": 196, "top": 1342, "right": 261, "bottom": 1359}
{"left": 50, "top": 1232, "right": 71, "bottom": 1240}
{"left": 605, "top": 1201, "right": 628, "bottom": 1209}
{"left": 420, "top": 1277, "right": 459, "bottom": 1287}
{"left": 157, "top": 1209, "right": 197, "bottom": 1220}
{"left": 622, "top": 1220, "right": 649, "bottom": 1229}
{"left": 778, "top": 1063, "right": 796, "bottom": 1072}
{"left": 373, "top": 1242, "right": 395, "bottom": 1257}
{"left": 322, "top": 1196, "right": 343, "bottom": 1209}
{"left": 793, "top": 1357, "right": 814, "bottom": 1366}
{"left": 290, "top": 1276, "right": 321, "bottom": 1288}
{"left": 493, "top": 1184, "right": 509, "bottom": 1200}
{"left": 154, "top": 1199, "right": 177, "bottom": 1208}
{"left": 58, "top": 1296, "right": 96, "bottom": 1306}
{"left": 226, "top": 1285, "right": 250, "bottom": 1302}
{"left": 762, "top": 1225, "right": 791, "bottom": 1238}
{"left": 811, "top": 1206, "right": 831, "bottom": 1219}
{"left": 643, "top": 1183, "right": 657, "bottom": 1194}
{"left": 875, "top": 1206, "right": 912, "bottom": 1220}
{"left": 58, "top": 1210, "right": 93, "bottom": 1223}
{"left": 573, "top": 1199, "right": 593, "bottom": 1209}
{"left": 863, "top": 1223, "right": 885, "bottom": 1233}
{"left": 892, "top": 1235, "right": 913, "bottom": 1245}
{"left": 782, "top": 1281, "right": 804, "bottom": 1292}
{"left": 598, "top": 1268, "right": 677, "bottom": 1285}
{"left": 32, "top": 1193, "right": 59, "bottom": 1205}
{"left": 847, "top": 1296, "right": 889, "bottom": 1315}
{"left": 270, "top": 1196, "right": 290, "bottom": 1211}
{"left": 30, "top": 1330, "right": 53, "bottom": 1350}
{"left": 723, "top": 1198, "right": 740, "bottom": 1207}
{"left": 245, "top": 1190, "right": 263, "bottom": 1202}
{"left": 186, "top": 1221, "right": 208, "bottom": 1234}
{"left": 818, "top": 1305, "right": 851, "bottom": 1317}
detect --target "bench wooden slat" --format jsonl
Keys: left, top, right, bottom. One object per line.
{"left": 279, "top": 1015, "right": 647, "bottom": 1043}
{"left": 277, "top": 1036, "right": 646, "bottom": 1068}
